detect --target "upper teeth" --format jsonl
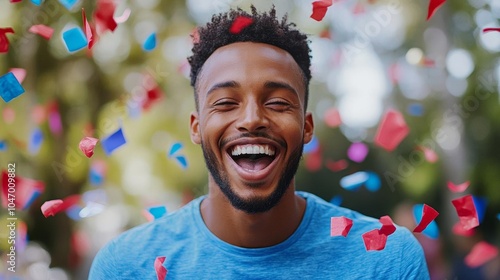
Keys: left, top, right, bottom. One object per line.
{"left": 231, "top": 144, "right": 275, "bottom": 157}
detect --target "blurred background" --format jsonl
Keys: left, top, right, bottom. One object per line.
{"left": 1, "top": 0, "right": 500, "bottom": 279}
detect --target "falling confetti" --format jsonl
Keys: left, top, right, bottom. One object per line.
{"left": 79, "top": 136, "right": 99, "bottom": 158}
{"left": 28, "top": 24, "right": 54, "bottom": 40}
{"left": 229, "top": 16, "right": 253, "bottom": 34}
{"left": 303, "top": 135, "right": 319, "bottom": 154}
{"left": 447, "top": 181, "right": 470, "bottom": 193}
{"left": 407, "top": 103, "right": 424, "bottom": 116}
{"left": 374, "top": 109, "right": 410, "bottom": 152}
{"left": 427, "top": 0, "right": 446, "bottom": 21}
{"left": 115, "top": 8, "right": 131, "bottom": 23}
{"left": 28, "top": 127, "right": 43, "bottom": 154}
{"left": 365, "top": 172, "right": 381, "bottom": 192}
{"left": 101, "top": 127, "right": 126, "bottom": 155}
{"left": 0, "top": 72, "right": 25, "bottom": 103}
{"left": 325, "top": 159, "right": 348, "bottom": 172}
{"left": 339, "top": 171, "right": 369, "bottom": 191}
{"left": 0, "top": 140, "right": 6, "bottom": 151}
{"left": 362, "top": 229, "right": 387, "bottom": 251}
{"left": 62, "top": 27, "right": 88, "bottom": 52}
{"left": 412, "top": 204, "right": 439, "bottom": 239}
{"left": 47, "top": 101, "right": 63, "bottom": 135}
{"left": 143, "top": 33, "right": 157, "bottom": 52}
{"left": 145, "top": 206, "right": 168, "bottom": 221}
{"left": 416, "top": 145, "right": 438, "bottom": 163}
{"left": 413, "top": 204, "right": 439, "bottom": 233}
{"left": 451, "top": 221, "right": 475, "bottom": 237}
{"left": 330, "top": 216, "right": 353, "bottom": 237}
{"left": 8, "top": 68, "right": 27, "bottom": 83}
{"left": 41, "top": 195, "right": 81, "bottom": 218}
{"left": 329, "top": 195, "right": 342, "bottom": 206}
{"left": 347, "top": 142, "right": 368, "bottom": 163}
{"left": 2, "top": 170, "right": 45, "bottom": 210}
{"left": 94, "top": 0, "right": 118, "bottom": 33}
{"left": 154, "top": 256, "right": 168, "bottom": 280}
{"left": 142, "top": 86, "right": 163, "bottom": 110}
{"left": 483, "top": 28, "right": 500, "bottom": 33}
{"left": 59, "top": 0, "right": 78, "bottom": 10}
{"left": 323, "top": 107, "right": 342, "bottom": 128}
{"left": 82, "top": 8, "right": 97, "bottom": 49}
{"left": 379, "top": 216, "right": 396, "bottom": 236}
{"left": 310, "top": 0, "right": 333, "bottom": 21}
{"left": 465, "top": 241, "right": 499, "bottom": 268}
{"left": 452, "top": 195, "right": 479, "bottom": 230}
{"left": 0, "top": 27, "right": 15, "bottom": 53}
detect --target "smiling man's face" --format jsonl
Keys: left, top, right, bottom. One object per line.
{"left": 190, "top": 42, "right": 314, "bottom": 214}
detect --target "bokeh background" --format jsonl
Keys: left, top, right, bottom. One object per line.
{"left": 1, "top": 0, "right": 500, "bottom": 279}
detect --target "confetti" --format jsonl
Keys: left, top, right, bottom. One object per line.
{"left": 79, "top": 201, "right": 105, "bottom": 218}
{"left": 30, "top": 0, "right": 42, "bottom": 5}
{"left": 447, "top": 181, "right": 470, "bottom": 193}
{"left": 31, "top": 104, "right": 46, "bottom": 124}
{"left": 41, "top": 195, "right": 81, "bottom": 217}
{"left": 114, "top": 8, "right": 131, "bottom": 23}
{"left": 3, "top": 107, "right": 15, "bottom": 123}
{"left": 229, "top": 16, "right": 253, "bottom": 34}
{"left": 413, "top": 204, "right": 439, "bottom": 239}
{"left": 362, "top": 229, "right": 387, "bottom": 251}
{"left": 330, "top": 216, "right": 353, "bottom": 237}
{"left": 79, "top": 137, "right": 99, "bottom": 158}
{"left": 146, "top": 206, "right": 168, "bottom": 221}
{"left": 417, "top": 145, "right": 438, "bottom": 163}
{"left": 329, "top": 195, "right": 342, "bottom": 206}
{"left": 47, "top": 102, "right": 63, "bottom": 135}
{"left": 0, "top": 140, "right": 6, "bottom": 151}
{"left": 101, "top": 127, "right": 126, "bottom": 155}
{"left": 2, "top": 171, "right": 45, "bottom": 210}
{"left": 497, "top": 213, "right": 500, "bottom": 221}
{"left": 325, "top": 159, "right": 348, "bottom": 172}
{"left": 347, "top": 142, "right": 368, "bottom": 163}
{"left": 28, "top": 127, "right": 43, "bottom": 155}
{"left": 9, "top": 68, "right": 26, "bottom": 83}
{"left": 413, "top": 204, "right": 439, "bottom": 233}
{"left": 143, "top": 32, "right": 157, "bottom": 52}
{"left": 407, "top": 103, "right": 424, "bottom": 116}
{"left": 427, "top": 0, "right": 446, "bottom": 21}
{"left": 0, "top": 72, "right": 25, "bottom": 103}
{"left": 305, "top": 149, "right": 322, "bottom": 172}
{"left": 62, "top": 27, "right": 88, "bottom": 52}
{"left": 365, "top": 172, "right": 381, "bottom": 192}
{"left": 465, "top": 242, "right": 499, "bottom": 268}
{"left": 483, "top": 28, "right": 500, "bottom": 33}
{"left": 94, "top": 0, "right": 118, "bottom": 33}
{"left": 374, "top": 109, "right": 409, "bottom": 152}
{"left": 0, "top": 27, "right": 15, "bottom": 53}
{"left": 310, "top": 0, "right": 333, "bottom": 21}
{"left": 11, "top": 0, "right": 23, "bottom": 3}
{"left": 142, "top": 86, "right": 163, "bottom": 110}
{"left": 452, "top": 221, "right": 475, "bottom": 237}
{"left": 28, "top": 24, "right": 54, "bottom": 40}
{"left": 58, "top": 0, "right": 78, "bottom": 10}
{"left": 379, "top": 215, "right": 396, "bottom": 236}
{"left": 452, "top": 195, "right": 479, "bottom": 230}
{"left": 167, "top": 142, "right": 188, "bottom": 169}
{"left": 339, "top": 171, "right": 369, "bottom": 191}
{"left": 303, "top": 135, "right": 319, "bottom": 154}
{"left": 82, "top": 8, "right": 97, "bottom": 49}
{"left": 323, "top": 107, "right": 341, "bottom": 127}
{"left": 154, "top": 256, "right": 168, "bottom": 280}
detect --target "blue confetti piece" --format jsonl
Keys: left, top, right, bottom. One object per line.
{"left": 329, "top": 195, "right": 342, "bottom": 206}
{"left": 340, "top": 171, "right": 369, "bottom": 191}
{"left": 168, "top": 142, "right": 184, "bottom": 157}
{"left": 89, "top": 168, "right": 104, "bottom": 185}
{"left": 174, "top": 155, "right": 188, "bottom": 169}
{"left": 147, "top": 206, "right": 168, "bottom": 220}
{"left": 0, "top": 140, "right": 6, "bottom": 151}
{"left": 143, "top": 33, "right": 157, "bottom": 51}
{"left": 303, "top": 135, "right": 319, "bottom": 154}
{"left": 407, "top": 103, "right": 424, "bottom": 116}
{"left": 58, "top": 0, "right": 78, "bottom": 10}
{"left": 472, "top": 196, "right": 487, "bottom": 223}
{"left": 30, "top": 0, "right": 43, "bottom": 6}
{"left": 101, "top": 128, "right": 127, "bottom": 155}
{"left": 66, "top": 205, "right": 83, "bottom": 220}
{"left": 413, "top": 204, "right": 439, "bottom": 239}
{"left": 29, "top": 128, "right": 43, "bottom": 154}
{"left": 22, "top": 189, "right": 42, "bottom": 210}
{"left": 62, "top": 27, "right": 87, "bottom": 52}
{"left": 82, "top": 189, "right": 107, "bottom": 204}
{"left": 365, "top": 172, "right": 381, "bottom": 192}
{"left": 0, "top": 72, "right": 25, "bottom": 103}
{"left": 497, "top": 213, "right": 500, "bottom": 221}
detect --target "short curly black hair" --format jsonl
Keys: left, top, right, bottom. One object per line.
{"left": 187, "top": 5, "right": 312, "bottom": 111}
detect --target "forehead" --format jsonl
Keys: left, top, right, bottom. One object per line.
{"left": 196, "top": 42, "right": 304, "bottom": 97}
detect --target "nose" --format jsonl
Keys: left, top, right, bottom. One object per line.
{"left": 236, "top": 100, "right": 269, "bottom": 132}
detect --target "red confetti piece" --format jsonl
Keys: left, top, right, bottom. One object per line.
{"left": 362, "top": 229, "right": 387, "bottom": 251}
{"left": 10, "top": 0, "right": 23, "bottom": 3}
{"left": 8, "top": 68, "right": 26, "bottom": 83}
{"left": 229, "top": 16, "right": 253, "bottom": 34}
{"left": 325, "top": 159, "right": 348, "bottom": 172}
{"left": 413, "top": 204, "right": 439, "bottom": 233}
{"left": 483, "top": 28, "right": 500, "bottom": 33}
{"left": 319, "top": 28, "right": 331, "bottom": 39}
{"left": 0, "top": 27, "right": 15, "bottom": 53}
{"left": 305, "top": 148, "right": 322, "bottom": 172}
{"left": 47, "top": 101, "right": 62, "bottom": 135}
{"left": 28, "top": 24, "right": 54, "bottom": 40}
{"left": 2, "top": 170, "right": 45, "bottom": 210}
{"left": 40, "top": 195, "right": 81, "bottom": 218}
{"left": 82, "top": 8, "right": 97, "bottom": 49}
{"left": 154, "top": 256, "right": 168, "bottom": 280}
{"left": 452, "top": 194, "right": 479, "bottom": 230}
{"left": 323, "top": 107, "right": 342, "bottom": 128}
{"left": 379, "top": 215, "right": 396, "bottom": 236}
{"left": 427, "top": 0, "right": 446, "bottom": 21}
{"left": 310, "top": 0, "right": 333, "bottom": 21}
{"left": 79, "top": 136, "right": 99, "bottom": 158}
{"left": 452, "top": 221, "right": 475, "bottom": 237}
{"left": 447, "top": 181, "right": 470, "bottom": 193}
{"left": 416, "top": 145, "right": 438, "bottom": 163}
{"left": 114, "top": 8, "right": 131, "bottom": 23}
{"left": 94, "top": 0, "right": 118, "bottom": 33}
{"left": 465, "top": 241, "right": 499, "bottom": 268}
{"left": 421, "top": 58, "right": 435, "bottom": 67}
{"left": 374, "top": 109, "right": 409, "bottom": 152}
{"left": 330, "top": 216, "right": 353, "bottom": 237}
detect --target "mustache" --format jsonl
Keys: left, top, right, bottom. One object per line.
{"left": 219, "top": 132, "right": 287, "bottom": 149}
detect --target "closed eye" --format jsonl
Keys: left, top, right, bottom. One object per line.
{"left": 267, "top": 100, "right": 291, "bottom": 111}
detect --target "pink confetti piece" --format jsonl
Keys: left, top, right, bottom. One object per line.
{"left": 79, "top": 137, "right": 99, "bottom": 158}
{"left": 82, "top": 8, "right": 98, "bottom": 50}
{"left": 41, "top": 199, "right": 64, "bottom": 217}
{"left": 413, "top": 204, "right": 439, "bottom": 233}
{"left": 325, "top": 159, "right": 348, "bottom": 172}
{"left": 31, "top": 104, "right": 46, "bottom": 125}
{"left": 0, "top": 27, "right": 15, "bottom": 53}
{"left": 154, "top": 256, "right": 168, "bottom": 280}
{"left": 427, "top": 0, "right": 446, "bottom": 21}
{"left": 465, "top": 241, "right": 499, "bottom": 268}
{"left": 362, "top": 229, "right": 387, "bottom": 251}
{"left": 379, "top": 215, "right": 396, "bottom": 236}
{"left": 8, "top": 68, "right": 26, "bottom": 83}
{"left": 2, "top": 170, "right": 45, "bottom": 210}
{"left": 28, "top": 24, "right": 54, "bottom": 40}
{"left": 447, "top": 181, "right": 470, "bottom": 193}
{"left": 452, "top": 194, "right": 479, "bottom": 230}
{"left": 305, "top": 149, "right": 322, "bottom": 172}
{"left": 142, "top": 86, "right": 163, "bottom": 110}
{"left": 310, "top": 0, "right": 333, "bottom": 21}
{"left": 114, "top": 8, "right": 131, "bottom": 23}
{"left": 47, "top": 102, "right": 62, "bottom": 135}
{"left": 94, "top": 0, "right": 118, "bottom": 33}
{"left": 3, "top": 107, "right": 15, "bottom": 123}
{"left": 374, "top": 109, "right": 409, "bottom": 152}
{"left": 352, "top": 2, "right": 365, "bottom": 14}
{"left": 229, "top": 16, "right": 253, "bottom": 34}
{"left": 483, "top": 27, "right": 500, "bottom": 33}
{"left": 330, "top": 216, "right": 353, "bottom": 237}
{"left": 347, "top": 142, "right": 369, "bottom": 163}
{"left": 323, "top": 107, "right": 341, "bottom": 127}
{"left": 416, "top": 145, "right": 438, "bottom": 163}
{"left": 10, "top": 0, "right": 23, "bottom": 3}
{"left": 452, "top": 221, "right": 475, "bottom": 237}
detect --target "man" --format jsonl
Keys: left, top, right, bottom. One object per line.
{"left": 90, "top": 6, "right": 430, "bottom": 279}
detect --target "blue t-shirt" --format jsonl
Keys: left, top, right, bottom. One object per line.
{"left": 89, "top": 192, "right": 430, "bottom": 279}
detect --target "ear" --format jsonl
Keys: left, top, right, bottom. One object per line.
{"left": 303, "top": 112, "right": 314, "bottom": 144}
{"left": 190, "top": 111, "right": 201, "bottom": 145}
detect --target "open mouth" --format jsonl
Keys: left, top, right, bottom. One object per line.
{"left": 229, "top": 144, "right": 277, "bottom": 172}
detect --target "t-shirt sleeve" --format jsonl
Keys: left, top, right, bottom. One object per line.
{"left": 398, "top": 228, "right": 431, "bottom": 280}
{"left": 88, "top": 240, "right": 118, "bottom": 279}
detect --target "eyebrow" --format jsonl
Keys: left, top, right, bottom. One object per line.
{"left": 206, "top": 80, "right": 298, "bottom": 96}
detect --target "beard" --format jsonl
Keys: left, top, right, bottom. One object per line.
{"left": 201, "top": 136, "right": 303, "bottom": 214}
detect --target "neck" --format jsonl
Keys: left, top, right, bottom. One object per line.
{"left": 200, "top": 179, "right": 306, "bottom": 248}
